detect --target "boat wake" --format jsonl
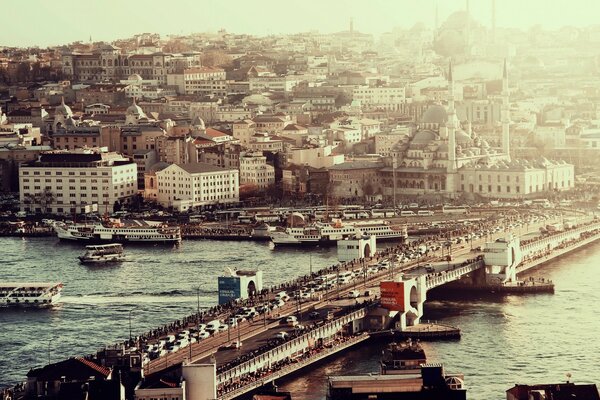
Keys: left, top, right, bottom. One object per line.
{"left": 61, "top": 294, "right": 206, "bottom": 305}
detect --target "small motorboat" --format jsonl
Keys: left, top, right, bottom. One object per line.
{"left": 78, "top": 243, "right": 125, "bottom": 265}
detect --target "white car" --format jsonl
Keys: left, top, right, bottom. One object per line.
{"left": 196, "top": 331, "right": 210, "bottom": 339}
{"left": 274, "top": 331, "right": 288, "bottom": 340}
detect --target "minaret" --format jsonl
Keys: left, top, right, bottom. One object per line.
{"left": 435, "top": 1, "right": 439, "bottom": 32}
{"left": 350, "top": 18, "right": 354, "bottom": 34}
{"left": 446, "top": 60, "right": 458, "bottom": 173}
{"left": 465, "top": 0, "right": 471, "bottom": 54}
{"left": 491, "top": 0, "right": 496, "bottom": 43}
{"left": 501, "top": 58, "right": 511, "bottom": 159}
{"left": 467, "top": 119, "right": 472, "bottom": 138}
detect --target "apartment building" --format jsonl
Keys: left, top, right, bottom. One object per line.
{"left": 239, "top": 152, "right": 275, "bottom": 190}
{"left": 154, "top": 163, "right": 239, "bottom": 211}
{"left": 19, "top": 149, "right": 137, "bottom": 215}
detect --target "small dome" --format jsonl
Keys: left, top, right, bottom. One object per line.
{"left": 126, "top": 98, "right": 146, "bottom": 118}
{"left": 55, "top": 97, "right": 73, "bottom": 117}
{"left": 421, "top": 104, "right": 448, "bottom": 125}
{"left": 445, "top": 376, "right": 464, "bottom": 390}
{"left": 128, "top": 73, "right": 143, "bottom": 82}
{"left": 455, "top": 130, "right": 472, "bottom": 144}
{"left": 192, "top": 116, "right": 206, "bottom": 129}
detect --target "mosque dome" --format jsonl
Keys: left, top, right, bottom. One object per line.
{"left": 421, "top": 104, "right": 448, "bottom": 125}
{"left": 455, "top": 130, "right": 472, "bottom": 144}
{"left": 411, "top": 130, "right": 438, "bottom": 145}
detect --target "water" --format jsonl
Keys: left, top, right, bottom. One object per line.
{"left": 0, "top": 237, "right": 339, "bottom": 387}
{"left": 281, "top": 241, "right": 600, "bottom": 399}
{"left": 2, "top": 237, "right": 600, "bottom": 399}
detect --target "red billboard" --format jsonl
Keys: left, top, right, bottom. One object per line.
{"left": 380, "top": 281, "right": 405, "bottom": 311}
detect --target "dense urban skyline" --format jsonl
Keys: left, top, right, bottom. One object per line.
{"left": 4, "top": 0, "right": 600, "bottom": 47}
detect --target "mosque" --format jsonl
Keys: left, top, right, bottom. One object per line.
{"left": 379, "top": 61, "right": 574, "bottom": 200}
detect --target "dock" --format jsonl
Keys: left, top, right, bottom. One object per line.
{"left": 395, "top": 322, "right": 461, "bottom": 340}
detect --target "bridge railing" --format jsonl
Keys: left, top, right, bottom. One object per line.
{"left": 520, "top": 221, "right": 600, "bottom": 259}
{"left": 218, "top": 333, "right": 370, "bottom": 400}
{"left": 216, "top": 306, "right": 371, "bottom": 386}
{"left": 425, "top": 260, "right": 484, "bottom": 290}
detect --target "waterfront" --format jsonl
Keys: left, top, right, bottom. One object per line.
{"left": 2, "top": 236, "right": 600, "bottom": 399}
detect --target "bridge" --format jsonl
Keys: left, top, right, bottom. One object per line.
{"left": 139, "top": 216, "right": 600, "bottom": 400}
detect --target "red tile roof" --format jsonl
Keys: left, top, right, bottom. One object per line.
{"left": 75, "top": 357, "right": 110, "bottom": 377}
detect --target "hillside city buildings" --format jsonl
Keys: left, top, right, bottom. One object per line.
{"left": 3, "top": 4, "right": 598, "bottom": 215}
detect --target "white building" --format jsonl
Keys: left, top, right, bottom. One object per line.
{"left": 239, "top": 152, "right": 275, "bottom": 190}
{"left": 154, "top": 163, "right": 239, "bottom": 211}
{"left": 288, "top": 145, "right": 344, "bottom": 169}
{"left": 19, "top": 149, "right": 137, "bottom": 215}
{"left": 249, "top": 75, "right": 301, "bottom": 93}
{"left": 169, "top": 67, "right": 228, "bottom": 96}
{"left": 352, "top": 86, "right": 406, "bottom": 111}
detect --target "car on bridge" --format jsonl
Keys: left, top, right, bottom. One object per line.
{"left": 219, "top": 340, "right": 242, "bottom": 350}
{"left": 274, "top": 331, "right": 289, "bottom": 340}
{"left": 309, "top": 311, "right": 320, "bottom": 319}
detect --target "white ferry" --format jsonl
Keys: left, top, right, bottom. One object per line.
{"left": 0, "top": 282, "right": 63, "bottom": 307}
{"left": 270, "top": 219, "right": 407, "bottom": 246}
{"left": 54, "top": 220, "right": 181, "bottom": 244}
{"left": 78, "top": 243, "right": 125, "bottom": 265}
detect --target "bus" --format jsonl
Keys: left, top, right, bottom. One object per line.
{"left": 442, "top": 205, "right": 470, "bottom": 215}
{"left": 342, "top": 210, "right": 370, "bottom": 219}
{"left": 532, "top": 199, "right": 551, "bottom": 208}
{"left": 371, "top": 209, "right": 397, "bottom": 218}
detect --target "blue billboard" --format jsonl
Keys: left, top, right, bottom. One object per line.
{"left": 218, "top": 276, "right": 241, "bottom": 305}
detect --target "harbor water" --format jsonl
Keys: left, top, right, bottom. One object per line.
{"left": 1, "top": 237, "right": 600, "bottom": 399}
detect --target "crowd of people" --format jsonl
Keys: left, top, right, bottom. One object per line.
{"left": 180, "top": 224, "right": 252, "bottom": 238}
{"left": 217, "top": 332, "right": 362, "bottom": 397}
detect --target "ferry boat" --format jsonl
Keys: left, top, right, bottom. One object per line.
{"left": 0, "top": 282, "right": 63, "bottom": 307}
{"left": 327, "top": 340, "right": 466, "bottom": 400}
{"left": 78, "top": 243, "right": 125, "bottom": 265}
{"left": 250, "top": 223, "right": 274, "bottom": 241}
{"left": 54, "top": 220, "right": 181, "bottom": 244}
{"left": 270, "top": 219, "right": 407, "bottom": 246}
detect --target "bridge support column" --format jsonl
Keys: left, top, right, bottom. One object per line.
{"left": 382, "top": 276, "right": 427, "bottom": 331}
{"left": 183, "top": 362, "right": 217, "bottom": 400}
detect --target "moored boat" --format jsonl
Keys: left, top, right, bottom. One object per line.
{"left": 0, "top": 282, "right": 63, "bottom": 307}
{"left": 270, "top": 219, "right": 407, "bottom": 246}
{"left": 78, "top": 243, "right": 125, "bottom": 265}
{"left": 54, "top": 219, "right": 181, "bottom": 244}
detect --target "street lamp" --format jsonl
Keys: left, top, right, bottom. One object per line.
{"left": 129, "top": 307, "right": 138, "bottom": 342}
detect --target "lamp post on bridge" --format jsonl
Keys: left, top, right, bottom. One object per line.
{"left": 128, "top": 306, "right": 138, "bottom": 342}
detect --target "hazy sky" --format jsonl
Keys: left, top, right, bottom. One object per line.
{"left": 3, "top": 0, "right": 598, "bottom": 47}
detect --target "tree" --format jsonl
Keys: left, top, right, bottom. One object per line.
{"left": 38, "top": 188, "right": 55, "bottom": 214}
{"left": 23, "top": 188, "right": 54, "bottom": 214}
{"left": 201, "top": 50, "right": 233, "bottom": 68}
{"left": 15, "top": 62, "right": 31, "bottom": 83}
